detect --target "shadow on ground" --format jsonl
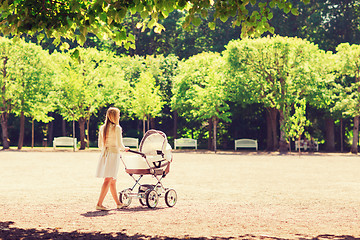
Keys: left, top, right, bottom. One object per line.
{"left": 81, "top": 206, "right": 165, "bottom": 218}
{"left": 1, "top": 221, "right": 359, "bottom": 240}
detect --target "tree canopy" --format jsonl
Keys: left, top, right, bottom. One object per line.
{"left": 0, "top": 0, "right": 308, "bottom": 48}
{"left": 224, "top": 35, "right": 334, "bottom": 151}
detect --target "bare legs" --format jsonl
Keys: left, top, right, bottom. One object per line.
{"left": 97, "top": 177, "right": 121, "bottom": 208}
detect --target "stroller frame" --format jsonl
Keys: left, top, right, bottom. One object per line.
{"left": 119, "top": 130, "right": 177, "bottom": 209}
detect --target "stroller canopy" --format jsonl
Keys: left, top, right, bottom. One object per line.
{"left": 139, "top": 130, "right": 172, "bottom": 162}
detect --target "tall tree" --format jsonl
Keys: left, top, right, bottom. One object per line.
{"left": 172, "top": 52, "right": 231, "bottom": 151}
{"left": 0, "top": 37, "right": 13, "bottom": 149}
{"left": 144, "top": 55, "right": 178, "bottom": 133}
{"left": 52, "top": 48, "right": 120, "bottom": 150}
{"left": 224, "top": 36, "right": 333, "bottom": 152}
{"left": 335, "top": 43, "right": 360, "bottom": 154}
{"left": 131, "top": 71, "right": 164, "bottom": 135}
{"left": 8, "top": 39, "right": 54, "bottom": 149}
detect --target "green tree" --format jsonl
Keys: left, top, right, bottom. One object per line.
{"left": 335, "top": 43, "right": 360, "bottom": 154}
{"left": 269, "top": 0, "right": 360, "bottom": 52}
{"left": 144, "top": 54, "right": 178, "bottom": 133}
{"left": 224, "top": 36, "right": 333, "bottom": 152}
{"left": 172, "top": 52, "right": 231, "bottom": 151}
{"left": 8, "top": 39, "right": 55, "bottom": 149}
{"left": 0, "top": 37, "right": 14, "bottom": 149}
{"left": 284, "top": 97, "right": 310, "bottom": 153}
{"left": 0, "top": 0, "right": 308, "bottom": 47}
{"left": 332, "top": 75, "right": 354, "bottom": 153}
{"left": 131, "top": 71, "right": 164, "bottom": 135}
{"left": 52, "top": 48, "right": 122, "bottom": 150}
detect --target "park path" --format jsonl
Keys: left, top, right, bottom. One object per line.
{"left": 0, "top": 150, "right": 360, "bottom": 239}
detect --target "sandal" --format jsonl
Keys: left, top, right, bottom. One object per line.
{"left": 96, "top": 205, "right": 109, "bottom": 211}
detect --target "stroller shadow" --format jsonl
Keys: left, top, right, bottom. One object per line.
{"left": 1, "top": 221, "right": 359, "bottom": 240}
{"left": 120, "top": 205, "right": 166, "bottom": 212}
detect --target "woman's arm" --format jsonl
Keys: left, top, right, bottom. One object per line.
{"left": 98, "top": 126, "right": 104, "bottom": 149}
{"left": 116, "top": 126, "right": 129, "bottom": 151}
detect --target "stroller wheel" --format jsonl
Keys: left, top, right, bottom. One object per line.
{"left": 119, "top": 188, "right": 132, "bottom": 207}
{"left": 145, "top": 189, "right": 159, "bottom": 208}
{"left": 138, "top": 185, "right": 153, "bottom": 206}
{"left": 139, "top": 198, "right": 146, "bottom": 206}
{"left": 165, "top": 189, "right": 177, "bottom": 207}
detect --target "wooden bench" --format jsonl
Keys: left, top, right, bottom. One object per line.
{"left": 53, "top": 137, "right": 77, "bottom": 149}
{"left": 235, "top": 139, "right": 258, "bottom": 151}
{"left": 295, "top": 140, "right": 319, "bottom": 151}
{"left": 174, "top": 138, "right": 197, "bottom": 149}
{"left": 123, "top": 137, "right": 139, "bottom": 149}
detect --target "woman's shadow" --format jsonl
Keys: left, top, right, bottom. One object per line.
{"left": 81, "top": 206, "right": 164, "bottom": 217}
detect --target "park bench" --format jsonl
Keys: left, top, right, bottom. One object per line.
{"left": 295, "top": 140, "right": 319, "bottom": 151}
{"left": 235, "top": 139, "right": 258, "bottom": 151}
{"left": 53, "top": 137, "right": 77, "bottom": 149}
{"left": 174, "top": 138, "right": 197, "bottom": 150}
{"left": 123, "top": 137, "right": 139, "bottom": 149}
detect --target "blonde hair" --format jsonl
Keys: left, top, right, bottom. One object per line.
{"left": 103, "top": 107, "right": 120, "bottom": 143}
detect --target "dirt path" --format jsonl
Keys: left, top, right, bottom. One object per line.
{"left": 1, "top": 150, "right": 360, "bottom": 239}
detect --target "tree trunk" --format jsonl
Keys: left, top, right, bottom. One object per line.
{"left": 72, "top": 119, "right": 76, "bottom": 152}
{"left": 142, "top": 117, "right": 146, "bottom": 136}
{"left": 325, "top": 118, "right": 335, "bottom": 152}
{"left": 0, "top": 112, "right": 10, "bottom": 149}
{"left": 213, "top": 117, "right": 218, "bottom": 153}
{"left": 208, "top": 119, "right": 213, "bottom": 150}
{"left": 18, "top": 111, "right": 25, "bottom": 150}
{"left": 62, "top": 117, "right": 66, "bottom": 136}
{"left": 266, "top": 108, "right": 278, "bottom": 151}
{"left": 150, "top": 117, "right": 155, "bottom": 129}
{"left": 86, "top": 117, "right": 90, "bottom": 148}
{"left": 340, "top": 118, "right": 344, "bottom": 153}
{"left": 271, "top": 109, "right": 279, "bottom": 150}
{"left": 147, "top": 115, "right": 150, "bottom": 131}
{"left": 266, "top": 110, "right": 273, "bottom": 151}
{"left": 79, "top": 117, "right": 86, "bottom": 150}
{"left": 1, "top": 56, "right": 9, "bottom": 149}
{"left": 279, "top": 110, "right": 288, "bottom": 153}
{"left": 48, "top": 113, "right": 54, "bottom": 144}
{"left": 351, "top": 115, "right": 359, "bottom": 154}
{"left": 173, "top": 111, "right": 178, "bottom": 139}
{"left": 31, "top": 119, "right": 34, "bottom": 148}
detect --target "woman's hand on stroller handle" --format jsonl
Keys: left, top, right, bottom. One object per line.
{"left": 128, "top": 149, "right": 146, "bottom": 158}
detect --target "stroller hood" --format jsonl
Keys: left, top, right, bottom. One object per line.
{"left": 139, "top": 130, "right": 172, "bottom": 162}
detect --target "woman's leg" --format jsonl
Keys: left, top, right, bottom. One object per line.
{"left": 97, "top": 177, "right": 111, "bottom": 207}
{"left": 109, "top": 178, "right": 121, "bottom": 205}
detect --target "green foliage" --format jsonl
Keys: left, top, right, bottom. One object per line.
{"left": 8, "top": 39, "right": 55, "bottom": 123}
{"left": 333, "top": 43, "right": 360, "bottom": 118}
{"left": 283, "top": 98, "right": 310, "bottom": 143}
{"left": 51, "top": 47, "right": 130, "bottom": 123}
{"left": 0, "top": 0, "right": 309, "bottom": 49}
{"left": 224, "top": 36, "right": 333, "bottom": 145}
{"left": 172, "top": 51, "right": 231, "bottom": 150}
{"left": 131, "top": 71, "right": 164, "bottom": 124}
{"left": 0, "top": 37, "right": 15, "bottom": 114}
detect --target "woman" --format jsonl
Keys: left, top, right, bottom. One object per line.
{"left": 95, "top": 107, "right": 129, "bottom": 210}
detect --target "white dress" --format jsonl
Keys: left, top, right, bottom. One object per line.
{"left": 95, "top": 124, "right": 126, "bottom": 179}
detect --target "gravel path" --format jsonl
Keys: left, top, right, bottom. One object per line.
{"left": 1, "top": 150, "right": 360, "bottom": 239}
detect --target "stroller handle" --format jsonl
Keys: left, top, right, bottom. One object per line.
{"left": 128, "top": 149, "right": 146, "bottom": 158}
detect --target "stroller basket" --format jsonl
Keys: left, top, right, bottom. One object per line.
{"left": 119, "top": 130, "right": 177, "bottom": 208}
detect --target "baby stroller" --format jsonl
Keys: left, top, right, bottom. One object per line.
{"left": 119, "top": 130, "right": 177, "bottom": 208}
